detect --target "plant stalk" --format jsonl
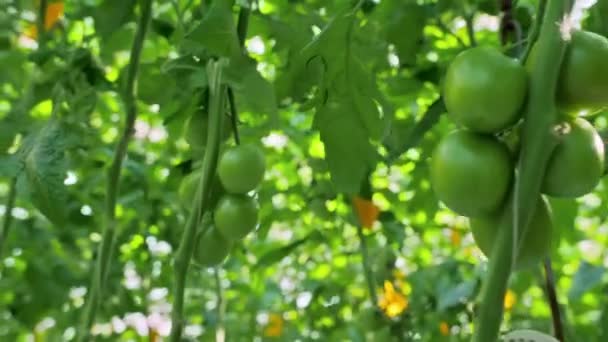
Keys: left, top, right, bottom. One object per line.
{"left": 169, "top": 59, "right": 227, "bottom": 342}
{"left": 77, "top": 0, "right": 153, "bottom": 340}
{"left": 473, "top": 0, "right": 571, "bottom": 340}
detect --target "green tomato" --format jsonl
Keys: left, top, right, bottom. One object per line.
{"left": 558, "top": 30, "right": 608, "bottom": 113}
{"left": 218, "top": 144, "right": 266, "bottom": 194}
{"left": 469, "top": 196, "right": 553, "bottom": 270}
{"left": 443, "top": 46, "right": 527, "bottom": 133}
{"left": 214, "top": 194, "right": 259, "bottom": 241}
{"left": 194, "top": 226, "right": 232, "bottom": 267}
{"left": 184, "top": 113, "right": 232, "bottom": 153}
{"left": 178, "top": 170, "right": 226, "bottom": 211}
{"left": 542, "top": 117, "right": 605, "bottom": 197}
{"left": 431, "top": 130, "right": 513, "bottom": 217}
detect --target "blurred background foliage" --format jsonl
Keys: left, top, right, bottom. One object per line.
{"left": 0, "top": 0, "right": 608, "bottom": 341}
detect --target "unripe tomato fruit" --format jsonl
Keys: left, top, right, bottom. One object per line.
{"left": 194, "top": 226, "right": 232, "bottom": 267}
{"left": 430, "top": 130, "right": 513, "bottom": 217}
{"left": 443, "top": 46, "right": 527, "bottom": 133}
{"left": 178, "top": 170, "right": 225, "bottom": 211}
{"left": 542, "top": 118, "right": 605, "bottom": 197}
{"left": 558, "top": 30, "right": 608, "bottom": 113}
{"left": 218, "top": 144, "right": 265, "bottom": 194}
{"left": 214, "top": 194, "right": 259, "bottom": 241}
{"left": 469, "top": 196, "right": 553, "bottom": 270}
{"left": 184, "top": 113, "right": 232, "bottom": 152}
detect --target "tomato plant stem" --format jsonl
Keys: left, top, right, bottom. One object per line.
{"left": 472, "top": 202, "right": 514, "bottom": 342}
{"left": 473, "top": 0, "right": 572, "bottom": 340}
{"left": 77, "top": 0, "right": 153, "bottom": 340}
{"left": 0, "top": 177, "right": 17, "bottom": 261}
{"left": 543, "top": 258, "right": 565, "bottom": 341}
{"left": 169, "top": 59, "right": 227, "bottom": 342}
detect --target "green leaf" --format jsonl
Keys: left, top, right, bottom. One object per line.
{"left": 314, "top": 100, "right": 378, "bottom": 194}
{"left": 347, "top": 57, "right": 385, "bottom": 141}
{"left": 224, "top": 56, "right": 277, "bottom": 118}
{"left": 568, "top": 262, "right": 605, "bottom": 301}
{"left": 137, "top": 62, "right": 177, "bottom": 104}
{"left": 93, "top": 0, "right": 138, "bottom": 39}
{"left": 23, "top": 119, "right": 69, "bottom": 225}
{"left": 436, "top": 279, "right": 477, "bottom": 311}
{"left": 184, "top": 0, "right": 240, "bottom": 57}
{"left": 254, "top": 236, "right": 310, "bottom": 269}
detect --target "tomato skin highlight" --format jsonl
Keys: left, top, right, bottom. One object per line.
{"left": 469, "top": 196, "right": 553, "bottom": 270}
{"left": 214, "top": 194, "right": 259, "bottom": 241}
{"left": 558, "top": 30, "right": 608, "bottom": 113}
{"left": 542, "top": 118, "right": 605, "bottom": 197}
{"left": 443, "top": 46, "right": 527, "bottom": 133}
{"left": 430, "top": 130, "right": 513, "bottom": 217}
{"left": 218, "top": 144, "right": 266, "bottom": 194}
{"left": 194, "top": 226, "right": 232, "bottom": 267}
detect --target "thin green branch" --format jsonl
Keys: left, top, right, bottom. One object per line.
{"left": 0, "top": 178, "right": 18, "bottom": 261}
{"left": 36, "top": 0, "right": 48, "bottom": 47}
{"left": 435, "top": 18, "right": 467, "bottom": 47}
{"left": 227, "top": 0, "right": 251, "bottom": 146}
{"left": 169, "top": 59, "right": 227, "bottom": 342}
{"left": 227, "top": 88, "right": 241, "bottom": 145}
{"left": 214, "top": 267, "right": 226, "bottom": 342}
{"left": 356, "top": 224, "right": 378, "bottom": 305}
{"left": 464, "top": 13, "right": 477, "bottom": 47}
{"left": 236, "top": 0, "right": 251, "bottom": 47}
{"left": 520, "top": 0, "right": 547, "bottom": 62}
{"left": 77, "top": 0, "right": 153, "bottom": 340}
{"left": 543, "top": 258, "right": 565, "bottom": 341}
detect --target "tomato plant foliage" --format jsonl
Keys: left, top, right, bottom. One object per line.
{"left": 0, "top": 0, "right": 607, "bottom": 341}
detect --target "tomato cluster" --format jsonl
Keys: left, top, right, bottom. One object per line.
{"left": 432, "top": 30, "right": 607, "bottom": 268}
{"left": 179, "top": 112, "right": 266, "bottom": 267}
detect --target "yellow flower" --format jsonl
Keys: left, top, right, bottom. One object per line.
{"left": 439, "top": 321, "right": 450, "bottom": 336}
{"left": 378, "top": 281, "right": 408, "bottom": 318}
{"left": 504, "top": 289, "right": 517, "bottom": 311}
{"left": 263, "top": 313, "right": 284, "bottom": 337}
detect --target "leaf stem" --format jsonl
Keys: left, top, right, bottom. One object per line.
{"left": 77, "top": 0, "right": 153, "bottom": 339}
{"left": 0, "top": 177, "right": 17, "bottom": 261}
{"left": 169, "top": 59, "right": 227, "bottom": 342}
{"left": 543, "top": 257, "right": 565, "bottom": 341}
